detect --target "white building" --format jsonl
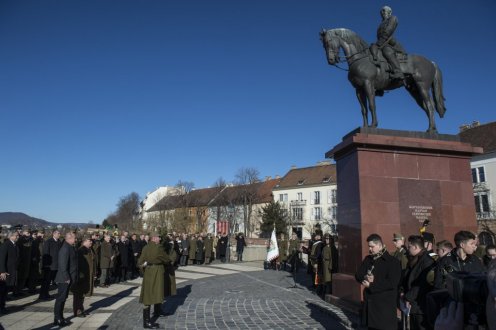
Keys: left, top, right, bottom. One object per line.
{"left": 138, "top": 186, "right": 183, "bottom": 228}
{"left": 272, "top": 162, "right": 337, "bottom": 239}
{"left": 459, "top": 121, "right": 496, "bottom": 236}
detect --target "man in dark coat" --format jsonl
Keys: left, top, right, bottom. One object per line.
{"left": 28, "top": 231, "right": 43, "bottom": 294}
{"left": 402, "top": 235, "right": 436, "bottom": 330}
{"left": 72, "top": 236, "right": 95, "bottom": 317}
{"left": 117, "top": 235, "right": 131, "bottom": 282}
{"left": 434, "top": 230, "right": 485, "bottom": 290}
{"left": 99, "top": 234, "right": 114, "bottom": 287}
{"left": 195, "top": 236, "right": 205, "bottom": 265}
{"left": 0, "top": 231, "right": 19, "bottom": 314}
{"left": 218, "top": 233, "right": 228, "bottom": 263}
{"left": 355, "top": 233, "right": 402, "bottom": 330}
{"left": 15, "top": 229, "right": 32, "bottom": 295}
{"left": 130, "top": 233, "right": 141, "bottom": 278}
{"left": 53, "top": 232, "right": 78, "bottom": 326}
{"left": 39, "top": 230, "right": 62, "bottom": 300}
{"left": 235, "top": 233, "right": 247, "bottom": 262}
{"left": 180, "top": 234, "right": 189, "bottom": 266}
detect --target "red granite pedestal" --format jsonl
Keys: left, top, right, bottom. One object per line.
{"left": 325, "top": 128, "right": 482, "bottom": 304}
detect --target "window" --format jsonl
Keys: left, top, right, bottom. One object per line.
{"left": 327, "top": 189, "right": 337, "bottom": 204}
{"left": 297, "top": 180, "right": 305, "bottom": 185}
{"left": 475, "top": 194, "right": 491, "bottom": 213}
{"left": 279, "top": 193, "right": 288, "bottom": 203}
{"left": 313, "top": 191, "right": 320, "bottom": 205}
{"left": 297, "top": 192, "right": 303, "bottom": 201}
{"left": 472, "top": 167, "right": 486, "bottom": 183}
{"left": 292, "top": 208, "right": 303, "bottom": 221}
{"left": 313, "top": 207, "right": 322, "bottom": 220}
{"left": 331, "top": 206, "right": 337, "bottom": 220}
{"left": 322, "top": 177, "right": 330, "bottom": 183}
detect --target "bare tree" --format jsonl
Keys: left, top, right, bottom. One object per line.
{"left": 103, "top": 192, "right": 141, "bottom": 231}
{"left": 234, "top": 167, "right": 260, "bottom": 237}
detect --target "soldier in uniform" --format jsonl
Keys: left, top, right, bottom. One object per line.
{"left": 277, "top": 233, "right": 288, "bottom": 270}
{"left": 162, "top": 234, "right": 177, "bottom": 316}
{"left": 99, "top": 234, "right": 115, "bottom": 288}
{"left": 322, "top": 234, "right": 333, "bottom": 296}
{"left": 288, "top": 232, "right": 300, "bottom": 272}
{"left": 371, "top": 6, "right": 406, "bottom": 80}
{"left": 392, "top": 233, "right": 408, "bottom": 270}
{"left": 138, "top": 232, "right": 171, "bottom": 329}
{"left": 310, "top": 233, "right": 323, "bottom": 293}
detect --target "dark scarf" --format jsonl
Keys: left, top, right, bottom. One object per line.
{"left": 407, "top": 249, "right": 426, "bottom": 268}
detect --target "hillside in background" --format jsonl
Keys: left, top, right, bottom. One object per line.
{"left": 0, "top": 212, "right": 90, "bottom": 229}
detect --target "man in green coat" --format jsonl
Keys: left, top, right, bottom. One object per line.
{"left": 72, "top": 236, "right": 95, "bottom": 317}
{"left": 204, "top": 233, "right": 213, "bottom": 264}
{"left": 138, "top": 232, "right": 171, "bottom": 329}
{"left": 188, "top": 235, "right": 197, "bottom": 265}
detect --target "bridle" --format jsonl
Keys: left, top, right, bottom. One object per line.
{"left": 323, "top": 32, "right": 369, "bottom": 71}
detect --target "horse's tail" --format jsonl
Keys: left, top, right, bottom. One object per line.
{"left": 432, "top": 62, "right": 446, "bottom": 118}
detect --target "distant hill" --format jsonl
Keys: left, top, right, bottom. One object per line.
{"left": 0, "top": 212, "right": 89, "bottom": 229}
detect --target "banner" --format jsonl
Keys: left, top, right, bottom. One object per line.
{"left": 266, "top": 228, "right": 279, "bottom": 262}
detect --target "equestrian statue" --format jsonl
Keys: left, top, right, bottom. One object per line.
{"left": 320, "top": 6, "right": 446, "bottom": 133}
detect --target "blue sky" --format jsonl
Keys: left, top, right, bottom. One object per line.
{"left": 1, "top": 1, "right": 495, "bottom": 223}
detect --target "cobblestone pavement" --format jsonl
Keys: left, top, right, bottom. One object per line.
{"left": 104, "top": 262, "right": 355, "bottom": 330}
{"left": 0, "top": 261, "right": 356, "bottom": 330}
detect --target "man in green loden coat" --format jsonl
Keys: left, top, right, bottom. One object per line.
{"left": 321, "top": 234, "right": 333, "bottom": 296}
{"left": 162, "top": 235, "right": 177, "bottom": 306}
{"left": 138, "top": 232, "right": 171, "bottom": 329}
{"left": 188, "top": 234, "right": 197, "bottom": 265}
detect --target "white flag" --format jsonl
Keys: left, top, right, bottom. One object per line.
{"left": 266, "top": 228, "right": 279, "bottom": 262}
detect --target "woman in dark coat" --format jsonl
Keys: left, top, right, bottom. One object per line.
{"left": 72, "top": 237, "right": 95, "bottom": 317}
{"left": 355, "top": 234, "right": 401, "bottom": 330}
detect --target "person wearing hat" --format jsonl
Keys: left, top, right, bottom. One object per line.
{"left": 392, "top": 233, "right": 408, "bottom": 270}
{"left": 71, "top": 235, "right": 95, "bottom": 318}
{"left": 138, "top": 232, "right": 172, "bottom": 329}
{"left": 421, "top": 232, "right": 438, "bottom": 260}
{"left": 321, "top": 234, "right": 334, "bottom": 297}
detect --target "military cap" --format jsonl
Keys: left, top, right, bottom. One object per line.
{"left": 150, "top": 232, "right": 160, "bottom": 238}
{"left": 422, "top": 232, "right": 435, "bottom": 243}
{"left": 393, "top": 233, "right": 404, "bottom": 241}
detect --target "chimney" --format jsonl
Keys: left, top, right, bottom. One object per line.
{"left": 291, "top": 165, "right": 297, "bottom": 170}
{"left": 275, "top": 175, "right": 281, "bottom": 179}
{"left": 264, "top": 176, "right": 272, "bottom": 181}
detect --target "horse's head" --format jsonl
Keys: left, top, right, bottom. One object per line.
{"left": 320, "top": 28, "right": 341, "bottom": 65}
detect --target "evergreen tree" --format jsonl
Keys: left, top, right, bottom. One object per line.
{"left": 259, "top": 201, "right": 288, "bottom": 237}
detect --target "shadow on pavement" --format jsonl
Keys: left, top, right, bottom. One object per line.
{"left": 162, "top": 284, "right": 192, "bottom": 316}
{"left": 307, "top": 301, "right": 348, "bottom": 330}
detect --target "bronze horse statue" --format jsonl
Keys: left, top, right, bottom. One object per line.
{"left": 320, "top": 28, "right": 446, "bottom": 133}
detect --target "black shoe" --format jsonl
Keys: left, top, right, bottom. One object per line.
{"left": 54, "top": 319, "right": 69, "bottom": 327}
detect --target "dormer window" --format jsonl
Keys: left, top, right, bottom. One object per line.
{"left": 297, "top": 180, "right": 305, "bottom": 185}
{"left": 322, "top": 177, "right": 330, "bottom": 183}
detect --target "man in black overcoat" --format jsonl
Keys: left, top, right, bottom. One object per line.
{"left": 355, "top": 233, "right": 402, "bottom": 330}
{"left": 53, "top": 232, "right": 78, "bottom": 326}
{"left": 0, "top": 231, "right": 19, "bottom": 314}
{"left": 39, "top": 230, "right": 62, "bottom": 299}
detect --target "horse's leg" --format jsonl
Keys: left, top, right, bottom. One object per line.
{"left": 364, "top": 81, "right": 378, "bottom": 127}
{"left": 356, "top": 89, "right": 368, "bottom": 127}
{"left": 409, "top": 81, "right": 437, "bottom": 133}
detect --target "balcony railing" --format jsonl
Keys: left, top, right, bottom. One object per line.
{"left": 290, "top": 200, "right": 307, "bottom": 206}
{"left": 477, "top": 211, "right": 496, "bottom": 220}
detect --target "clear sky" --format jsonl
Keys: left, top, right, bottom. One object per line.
{"left": 1, "top": 1, "right": 495, "bottom": 223}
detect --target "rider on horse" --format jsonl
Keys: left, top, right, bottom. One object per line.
{"left": 370, "top": 6, "right": 406, "bottom": 80}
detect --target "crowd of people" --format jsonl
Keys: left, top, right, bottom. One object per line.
{"left": 0, "top": 227, "right": 240, "bottom": 328}
{"left": 355, "top": 230, "right": 495, "bottom": 330}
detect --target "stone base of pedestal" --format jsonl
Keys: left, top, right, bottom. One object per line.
{"left": 326, "top": 127, "right": 482, "bottom": 303}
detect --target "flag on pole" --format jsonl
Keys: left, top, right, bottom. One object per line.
{"left": 266, "top": 228, "right": 279, "bottom": 262}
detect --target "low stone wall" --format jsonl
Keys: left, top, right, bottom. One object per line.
{"left": 230, "top": 245, "right": 267, "bottom": 261}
